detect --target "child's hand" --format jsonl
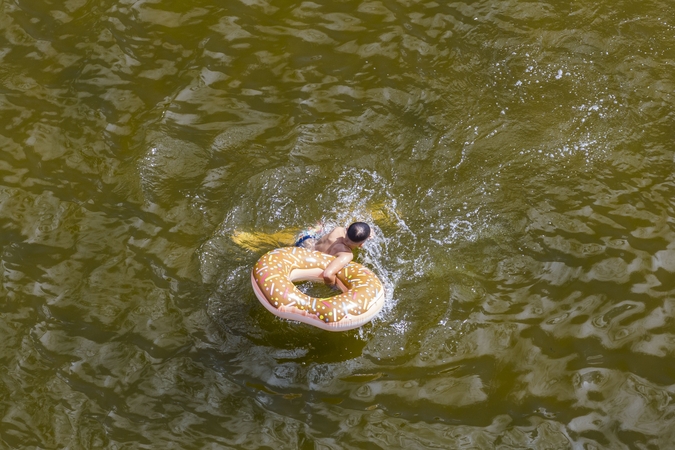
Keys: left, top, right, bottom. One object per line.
{"left": 323, "top": 272, "right": 336, "bottom": 287}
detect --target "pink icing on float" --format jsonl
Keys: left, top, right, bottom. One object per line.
{"left": 251, "top": 247, "right": 384, "bottom": 331}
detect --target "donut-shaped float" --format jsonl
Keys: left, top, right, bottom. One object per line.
{"left": 251, "top": 247, "right": 384, "bottom": 331}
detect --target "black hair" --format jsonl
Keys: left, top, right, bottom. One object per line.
{"left": 347, "top": 222, "right": 370, "bottom": 243}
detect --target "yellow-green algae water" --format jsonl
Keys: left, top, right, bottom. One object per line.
{"left": 1, "top": 0, "right": 675, "bottom": 448}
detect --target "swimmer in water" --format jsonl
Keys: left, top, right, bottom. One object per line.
{"left": 295, "top": 222, "right": 371, "bottom": 287}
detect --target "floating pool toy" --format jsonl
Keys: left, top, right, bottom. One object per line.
{"left": 232, "top": 203, "right": 402, "bottom": 253}
{"left": 232, "top": 230, "right": 297, "bottom": 253}
{"left": 251, "top": 247, "right": 384, "bottom": 331}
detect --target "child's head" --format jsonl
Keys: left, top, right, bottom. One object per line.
{"left": 347, "top": 222, "right": 370, "bottom": 245}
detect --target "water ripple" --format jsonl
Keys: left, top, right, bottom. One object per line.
{"left": 2, "top": 0, "right": 675, "bottom": 448}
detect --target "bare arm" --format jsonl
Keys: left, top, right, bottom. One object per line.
{"left": 322, "top": 251, "right": 353, "bottom": 286}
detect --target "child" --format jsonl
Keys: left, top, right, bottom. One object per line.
{"left": 295, "top": 222, "right": 371, "bottom": 286}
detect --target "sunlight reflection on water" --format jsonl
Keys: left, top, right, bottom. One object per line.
{"left": 1, "top": 0, "right": 675, "bottom": 448}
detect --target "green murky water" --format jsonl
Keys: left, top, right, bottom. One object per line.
{"left": 1, "top": 0, "right": 675, "bottom": 448}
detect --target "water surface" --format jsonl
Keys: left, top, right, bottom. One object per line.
{"left": 1, "top": 0, "right": 675, "bottom": 448}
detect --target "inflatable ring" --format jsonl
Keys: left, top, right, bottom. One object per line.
{"left": 251, "top": 247, "right": 385, "bottom": 331}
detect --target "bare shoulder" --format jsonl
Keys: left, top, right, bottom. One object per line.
{"left": 327, "top": 227, "right": 346, "bottom": 238}
{"left": 318, "top": 227, "right": 345, "bottom": 243}
{"left": 315, "top": 227, "right": 347, "bottom": 254}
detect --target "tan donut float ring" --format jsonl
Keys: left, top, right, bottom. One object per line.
{"left": 251, "top": 247, "right": 385, "bottom": 331}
